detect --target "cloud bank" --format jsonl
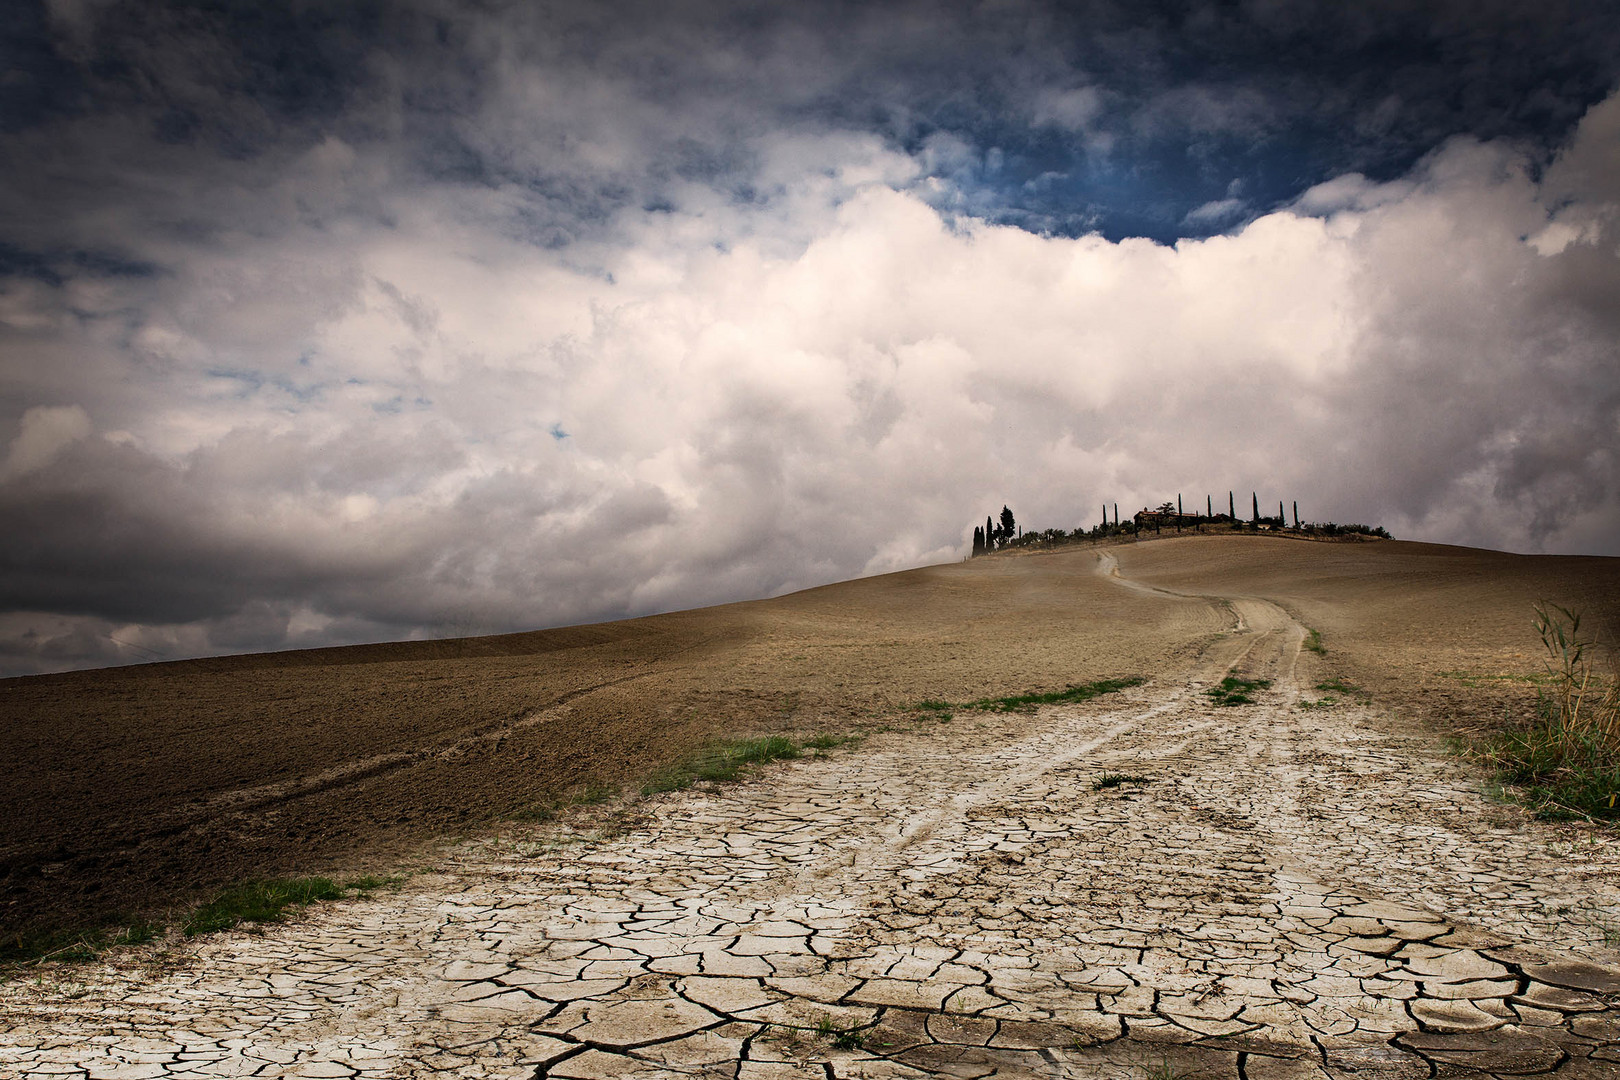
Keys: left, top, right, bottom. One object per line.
{"left": 2, "top": 1, "right": 1619, "bottom": 673}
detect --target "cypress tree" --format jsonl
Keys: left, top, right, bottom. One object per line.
{"left": 1252, "top": 492, "right": 1259, "bottom": 523}
{"left": 1207, "top": 494, "right": 1212, "bottom": 519}
{"left": 1293, "top": 501, "right": 1300, "bottom": 528}
{"left": 1279, "top": 501, "right": 1286, "bottom": 526}
{"left": 1229, "top": 491, "right": 1235, "bottom": 519}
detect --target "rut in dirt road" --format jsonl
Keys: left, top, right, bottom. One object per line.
{"left": 3, "top": 553, "right": 1619, "bottom": 1079}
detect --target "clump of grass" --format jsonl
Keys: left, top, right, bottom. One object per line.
{"left": 182, "top": 878, "right": 346, "bottom": 937}
{"left": 1315, "top": 678, "right": 1364, "bottom": 696}
{"left": 570, "top": 781, "right": 620, "bottom": 806}
{"left": 343, "top": 874, "right": 405, "bottom": 897}
{"left": 1297, "top": 697, "right": 1336, "bottom": 710}
{"left": 958, "top": 676, "right": 1145, "bottom": 714}
{"left": 1093, "top": 773, "right": 1150, "bottom": 791}
{"left": 1465, "top": 604, "right": 1619, "bottom": 822}
{"left": 642, "top": 735, "right": 802, "bottom": 794}
{"left": 815, "top": 1014, "right": 867, "bottom": 1050}
{"left": 116, "top": 920, "right": 163, "bottom": 948}
{"left": 505, "top": 784, "right": 616, "bottom": 822}
{"left": 1304, "top": 629, "right": 1326, "bottom": 655}
{"left": 0, "top": 918, "right": 160, "bottom": 966}
{"left": 1207, "top": 676, "right": 1271, "bottom": 706}
{"left": 3, "top": 874, "right": 396, "bottom": 966}
{"left": 803, "top": 733, "right": 859, "bottom": 750}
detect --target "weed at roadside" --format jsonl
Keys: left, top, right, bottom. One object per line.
{"left": 1461, "top": 603, "right": 1619, "bottom": 822}
{"left": 1304, "top": 629, "right": 1325, "bottom": 655}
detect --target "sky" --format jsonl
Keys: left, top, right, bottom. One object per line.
{"left": 3, "top": 0, "right": 1620, "bottom": 676}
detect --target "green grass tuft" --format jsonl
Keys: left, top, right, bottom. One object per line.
{"left": 959, "top": 676, "right": 1145, "bottom": 714}
{"left": 815, "top": 1014, "right": 867, "bottom": 1050}
{"left": 1303, "top": 629, "right": 1326, "bottom": 655}
{"left": 642, "top": 735, "right": 804, "bottom": 795}
{"left": 1207, "top": 676, "right": 1271, "bottom": 706}
{"left": 182, "top": 878, "right": 346, "bottom": 937}
{"left": 3, "top": 875, "right": 395, "bottom": 966}
{"left": 570, "top": 781, "right": 620, "bottom": 806}
{"left": 1314, "top": 678, "right": 1364, "bottom": 696}
{"left": 343, "top": 874, "right": 405, "bottom": 897}
{"left": 803, "top": 733, "right": 858, "bottom": 750}
{"left": 0, "top": 916, "right": 166, "bottom": 966}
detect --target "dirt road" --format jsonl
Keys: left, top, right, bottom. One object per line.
{"left": 3, "top": 550, "right": 1619, "bottom": 1078}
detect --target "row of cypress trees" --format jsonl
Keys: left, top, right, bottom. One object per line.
{"left": 971, "top": 506, "right": 1018, "bottom": 555}
{"left": 971, "top": 492, "right": 1325, "bottom": 556}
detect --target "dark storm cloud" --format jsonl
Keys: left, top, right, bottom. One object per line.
{"left": 3, "top": 0, "right": 1620, "bottom": 675}
{"left": 10, "top": 2, "right": 1617, "bottom": 238}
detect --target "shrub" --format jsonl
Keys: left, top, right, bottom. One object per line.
{"left": 1467, "top": 604, "right": 1619, "bottom": 821}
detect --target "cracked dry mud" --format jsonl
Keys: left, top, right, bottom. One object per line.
{"left": 4, "top": 558, "right": 1620, "bottom": 1078}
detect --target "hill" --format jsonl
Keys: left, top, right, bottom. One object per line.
{"left": 3, "top": 534, "right": 1616, "bottom": 944}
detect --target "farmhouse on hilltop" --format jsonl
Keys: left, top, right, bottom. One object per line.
{"left": 1131, "top": 506, "right": 1206, "bottom": 531}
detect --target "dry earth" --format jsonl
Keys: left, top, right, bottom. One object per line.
{"left": 3, "top": 535, "right": 1620, "bottom": 1077}
{"left": 1, "top": 550, "right": 1208, "bottom": 941}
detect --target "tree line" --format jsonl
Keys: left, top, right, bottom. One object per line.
{"left": 971, "top": 492, "right": 1390, "bottom": 556}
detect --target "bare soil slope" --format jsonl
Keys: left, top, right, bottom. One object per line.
{"left": 1, "top": 553, "right": 1215, "bottom": 942}
{"left": 1115, "top": 534, "right": 1620, "bottom": 735}
{"left": 4, "top": 535, "right": 1616, "bottom": 945}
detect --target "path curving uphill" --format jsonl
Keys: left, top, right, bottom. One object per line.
{"left": 3, "top": 552, "right": 1619, "bottom": 1078}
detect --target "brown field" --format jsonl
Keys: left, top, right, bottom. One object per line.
{"left": 3, "top": 533, "right": 1618, "bottom": 945}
